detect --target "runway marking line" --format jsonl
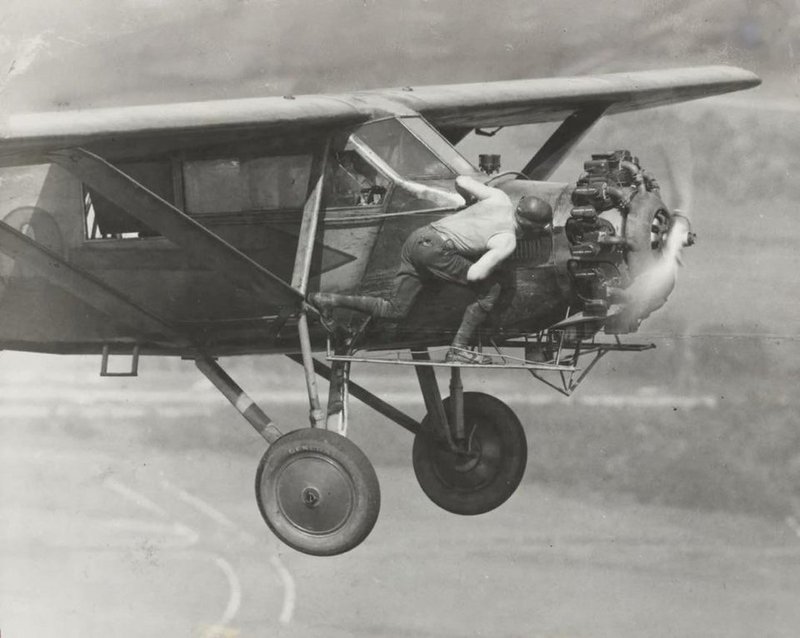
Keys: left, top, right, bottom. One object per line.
{"left": 212, "top": 556, "right": 243, "bottom": 629}
{"left": 104, "top": 476, "right": 169, "bottom": 519}
{"left": 270, "top": 555, "right": 296, "bottom": 625}
{"left": 103, "top": 475, "right": 295, "bottom": 627}
{"left": 160, "top": 478, "right": 295, "bottom": 625}
{"left": 104, "top": 478, "right": 243, "bottom": 629}
{"left": 101, "top": 518, "right": 200, "bottom": 549}
{"left": 161, "top": 479, "right": 257, "bottom": 544}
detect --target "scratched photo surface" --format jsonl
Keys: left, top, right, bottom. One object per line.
{"left": 1, "top": 2, "right": 799, "bottom": 637}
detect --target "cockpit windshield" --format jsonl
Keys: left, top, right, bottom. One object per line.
{"left": 353, "top": 117, "right": 476, "bottom": 180}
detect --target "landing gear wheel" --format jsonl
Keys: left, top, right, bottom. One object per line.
{"left": 255, "top": 428, "right": 380, "bottom": 556}
{"left": 412, "top": 392, "right": 527, "bottom": 516}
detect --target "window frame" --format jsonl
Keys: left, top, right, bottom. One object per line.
{"left": 181, "top": 152, "right": 315, "bottom": 219}
{"left": 351, "top": 116, "right": 478, "bottom": 182}
{"left": 322, "top": 138, "right": 396, "bottom": 212}
{"left": 396, "top": 115, "right": 478, "bottom": 177}
{"left": 82, "top": 158, "right": 176, "bottom": 242}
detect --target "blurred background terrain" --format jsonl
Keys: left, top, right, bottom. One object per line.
{"left": 1, "top": 1, "right": 800, "bottom": 636}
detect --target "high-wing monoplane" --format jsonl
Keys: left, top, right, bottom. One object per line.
{"left": 0, "top": 65, "right": 760, "bottom": 555}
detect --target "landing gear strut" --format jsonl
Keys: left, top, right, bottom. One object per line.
{"left": 413, "top": 391, "right": 527, "bottom": 515}
{"left": 411, "top": 350, "right": 528, "bottom": 515}
{"left": 195, "top": 139, "right": 382, "bottom": 556}
{"left": 250, "top": 322, "right": 382, "bottom": 555}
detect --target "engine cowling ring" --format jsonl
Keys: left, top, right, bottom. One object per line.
{"left": 624, "top": 190, "right": 672, "bottom": 280}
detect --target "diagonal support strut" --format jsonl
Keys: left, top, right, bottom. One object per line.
{"left": 521, "top": 105, "right": 608, "bottom": 181}
{"left": 195, "top": 356, "right": 282, "bottom": 443}
{"left": 47, "top": 148, "right": 303, "bottom": 311}
{"left": 287, "top": 354, "right": 421, "bottom": 435}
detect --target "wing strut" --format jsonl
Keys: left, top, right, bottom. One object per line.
{"left": 291, "top": 137, "right": 330, "bottom": 428}
{"left": 195, "top": 356, "right": 282, "bottom": 443}
{"left": 521, "top": 105, "right": 608, "bottom": 180}
{"left": 287, "top": 354, "right": 421, "bottom": 434}
{"left": 46, "top": 148, "right": 304, "bottom": 311}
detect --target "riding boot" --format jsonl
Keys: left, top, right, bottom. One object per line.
{"left": 446, "top": 304, "right": 493, "bottom": 365}
{"left": 308, "top": 292, "right": 394, "bottom": 318}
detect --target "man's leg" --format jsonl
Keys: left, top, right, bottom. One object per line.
{"left": 308, "top": 291, "right": 394, "bottom": 318}
{"left": 308, "top": 271, "right": 421, "bottom": 320}
{"left": 308, "top": 230, "right": 426, "bottom": 321}
{"left": 418, "top": 240, "right": 506, "bottom": 364}
{"left": 446, "top": 277, "right": 502, "bottom": 364}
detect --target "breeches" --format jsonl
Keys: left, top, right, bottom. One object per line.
{"left": 379, "top": 225, "right": 508, "bottom": 319}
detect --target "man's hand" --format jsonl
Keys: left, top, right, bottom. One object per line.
{"left": 466, "top": 232, "right": 516, "bottom": 281}
{"left": 466, "top": 261, "right": 491, "bottom": 282}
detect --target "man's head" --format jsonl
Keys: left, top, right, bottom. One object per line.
{"left": 514, "top": 196, "right": 553, "bottom": 234}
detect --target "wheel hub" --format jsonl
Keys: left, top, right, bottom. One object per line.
{"left": 275, "top": 455, "right": 354, "bottom": 535}
{"left": 302, "top": 486, "right": 321, "bottom": 508}
{"left": 449, "top": 439, "right": 482, "bottom": 473}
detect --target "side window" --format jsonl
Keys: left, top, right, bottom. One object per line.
{"left": 84, "top": 161, "right": 172, "bottom": 239}
{"left": 183, "top": 154, "right": 312, "bottom": 215}
{"left": 324, "top": 148, "right": 391, "bottom": 208}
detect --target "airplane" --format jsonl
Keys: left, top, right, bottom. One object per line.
{"left": 0, "top": 65, "right": 760, "bottom": 556}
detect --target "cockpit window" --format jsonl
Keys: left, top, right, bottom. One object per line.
{"left": 324, "top": 145, "right": 390, "bottom": 208}
{"left": 354, "top": 118, "right": 455, "bottom": 180}
{"left": 399, "top": 116, "right": 477, "bottom": 176}
{"left": 322, "top": 117, "right": 478, "bottom": 212}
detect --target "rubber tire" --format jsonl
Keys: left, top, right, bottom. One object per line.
{"left": 255, "top": 429, "right": 380, "bottom": 556}
{"left": 624, "top": 190, "right": 671, "bottom": 278}
{"left": 412, "top": 392, "right": 527, "bottom": 516}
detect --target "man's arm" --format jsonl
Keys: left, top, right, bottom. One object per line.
{"left": 455, "top": 175, "right": 511, "bottom": 205}
{"left": 349, "top": 136, "right": 466, "bottom": 209}
{"left": 466, "top": 232, "right": 516, "bottom": 281}
{"left": 396, "top": 177, "right": 466, "bottom": 208}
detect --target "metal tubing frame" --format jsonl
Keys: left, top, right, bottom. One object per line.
{"left": 528, "top": 349, "right": 608, "bottom": 397}
{"left": 287, "top": 355, "right": 421, "bottom": 435}
{"left": 526, "top": 334, "right": 651, "bottom": 396}
{"left": 194, "top": 356, "right": 282, "bottom": 444}
{"left": 100, "top": 344, "right": 141, "bottom": 377}
{"left": 325, "top": 351, "right": 576, "bottom": 371}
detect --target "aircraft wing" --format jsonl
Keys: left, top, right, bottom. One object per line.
{"left": 0, "top": 65, "right": 759, "bottom": 157}
{"left": 0, "top": 95, "right": 369, "bottom": 158}
{"left": 363, "top": 65, "right": 761, "bottom": 129}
